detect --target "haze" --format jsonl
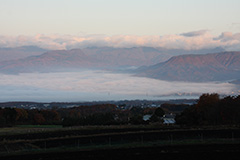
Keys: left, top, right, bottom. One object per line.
{"left": 0, "top": 71, "right": 237, "bottom": 102}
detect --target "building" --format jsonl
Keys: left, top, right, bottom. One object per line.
{"left": 162, "top": 114, "right": 176, "bottom": 124}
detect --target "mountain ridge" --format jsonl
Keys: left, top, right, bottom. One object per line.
{"left": 0, "top": 46, "right": 48, "bottom": 61}
{"left": 0, "top": 49, "right": 106, "bottom": 73}
{"left": 0, "top": 46, "right": 239, "bottom": 82}
{"left": 137, "top": 51, "right": 240, "bottom": 82}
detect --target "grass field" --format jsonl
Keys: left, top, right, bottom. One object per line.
{"left": 0, "top": 125, "right": 240, "bottom": 159}
{"left": 0, "top": 125, "right": 63, "bottom": 136}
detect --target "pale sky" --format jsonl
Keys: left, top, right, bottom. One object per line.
{"left": 1, "top": 0, "right": 240, "bottom": 36}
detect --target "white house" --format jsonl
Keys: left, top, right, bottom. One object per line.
{"left": 162, "top": 114, "right": 176, "bottom": 124}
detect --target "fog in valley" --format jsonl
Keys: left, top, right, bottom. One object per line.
{"left": 0, "top": 70, "right": 237, "bottom": 102}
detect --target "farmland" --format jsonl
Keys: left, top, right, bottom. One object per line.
{"left": 0, "top": 125, "right": 240, "bottom": 160}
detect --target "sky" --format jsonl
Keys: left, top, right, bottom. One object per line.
{"left": 0, "top": 0, "right": 240, "bottom": 102}
{"left": 0, "top": 0, "right": 240, "bottom": 36}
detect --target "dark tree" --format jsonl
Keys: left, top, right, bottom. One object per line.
{"left": 3, "top": 108, "right": 17, "bottom": 125}
{"left": 176, "top": 93, "right": 240, "bottom": 126}
{"left": 149, "top": 107, "right": 165, "bottom": 123}
{"left": 196, "top": 93, "right": 220, "bottom": 125}
{"left": 154, "top": 107, "right": 165, "bottom": 117}
{"left": 130, "top": 115, "right": 145, "bottom": 125}
{"left": 175, "top": 105, "right": 199, "bottom": 126}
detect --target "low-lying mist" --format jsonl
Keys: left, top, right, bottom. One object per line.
{"left": 0, "top": 70, "right": 238, "bottom": 102}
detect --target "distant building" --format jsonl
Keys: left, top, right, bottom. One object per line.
{"left": 162, "top": 114, "right": 176, "bottom": 124}
{"left": 143, "top": 114, "right": 152, "bottom": 121}
{"left": 43, "top": 104, "right": 50, "bottom": 107}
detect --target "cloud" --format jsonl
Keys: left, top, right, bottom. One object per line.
{"left": 180, "top": 30, "right": 209, "bottom": 37}
{"left": 0, "top": 31, "right": 240, "bottom": 51}
{"left": 214, "top": 32, "right": 240, "bottom": 50}
{"left": 215, "top": 32, "right": 240, "bottom": 41}
{"left": 0, "top": 71, "right": 238, "bottom": 102}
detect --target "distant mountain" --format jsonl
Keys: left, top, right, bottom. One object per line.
{"left": 0, "top": 49, "right": 105, "bottom": 73}
{"left": 0, "top": 46, "right": 48, "bottom": 61}
{"left": 155, "top": 47, "right": 225, "bottom": 56}
{"left": 82, "top": 47, "right": 171, "bottom": 66}
{"left": 137, "top": 51, "right": 240, "bottom": 82}
{"left": 0, "top": 46, "right": 229, "bottom": 75}
{"left": 0, "top": 47, "right": 173, "bottom": 73}
{"left": 82, "top": 46, "right": 225, "bottom": 66}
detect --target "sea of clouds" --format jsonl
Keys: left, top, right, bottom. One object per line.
{"left": 0, "top": 70, "right": 238, "bottom": 102}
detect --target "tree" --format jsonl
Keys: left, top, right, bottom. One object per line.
{"left": 219, "top": 96, "right": 240, "bottom": 124}
{"left": 175, "top": 93, "right": 240, "bottom": 126}
{"left": 0, "top": 117, "right": 6, "bottom": 127}
{"left": 154, "top": 107, "right": 165, "bottom": 117}
{"left": 150, "top": 107, "right": 165, "bottom": 123}
{"left": 3, "top": 108, "right": 17, "bottom": 125}
{"left": 40, "top": 110, "right": 61, "bottom": 124}
{"left": 175, "top": 106, "right": 199, "bottom": 126}
{"left": 196, "top": 93, "right": 220, "bottom": 125}
{"left": 15, "top": 108, "right": 28, "bottom": 122}
{"left": 34, "top": 113, "right": 45, "bottom": 125}
{"left": 130, "top": 115, "right": 144, "bottom": 125}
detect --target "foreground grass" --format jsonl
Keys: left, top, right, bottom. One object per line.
{"left": 0, "top": 124, "right": 167, "bottom": 136}
{"left": 0, "top": 125, "right": 239, "bottom": 159}
{"left": 1, "top": 138, "right": 240, "bottom": 158}
{"left": 16, "top": 125, "right": 63, "bottom": 128}
{"left": 0, "top": 125, "right": 63, "bottom": 136}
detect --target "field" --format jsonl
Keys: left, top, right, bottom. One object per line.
{"left": 0, "top": 125, "right": 240, "bottom": 159}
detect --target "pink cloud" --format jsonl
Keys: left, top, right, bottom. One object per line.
{"left": 0, "top": 31, "right": 240, "bottom": 50}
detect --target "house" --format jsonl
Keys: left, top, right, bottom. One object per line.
{"left": 162, "top": 114, "right": 176, "bottom": 124}
{"left": 143, "top": 114, "right": 152, "bottom": 121}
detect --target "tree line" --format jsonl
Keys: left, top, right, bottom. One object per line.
{"left": 0, "top": 104, "right": 166, "bottom": 127}
{"left": 1, "top": 93, "right": 238, "bottom": 127}
{"left": 175, "top": 93, "right": 240, "bottom": 126}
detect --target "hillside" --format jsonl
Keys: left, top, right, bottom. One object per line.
{"left": 0, "top": 49, "right": 106, "bottom": 73}
{"left": 82, "top": 47, "right": 171, "bottom": 66}
{"left": 0, "top": 46, "right": 225, "bottom": 74}
{"left": 0, "top": 46, "right": 47, "bottom": 61}
{"left": 137, "top": 51, "right": 240, "bottom": 82}
{"left": 0, "top": 47, "right": 170, "bottom": 73}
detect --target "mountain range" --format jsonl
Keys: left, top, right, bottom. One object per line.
{"left": 0, "top": 46, "right": 48, "bottom": 61}
{"left": 0, "top": 46, "right": 239, "bottom": 82}
{"left": 0, "top": 46, "right": 223, "bottom": 73}
{"left": 81, "top": 47, "right": 224, "bottom": 66}
{"left": 137, "top": 51, "right": 240, "bottom": 82}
